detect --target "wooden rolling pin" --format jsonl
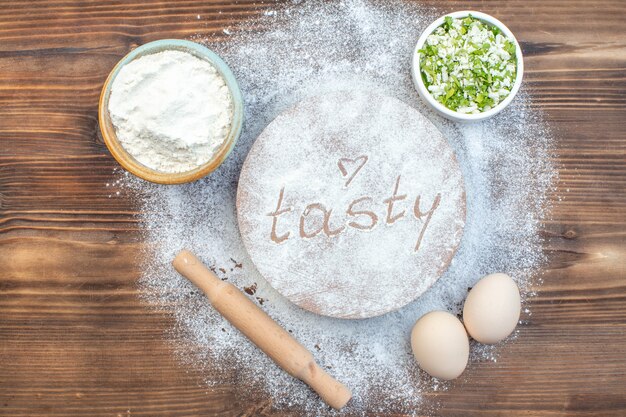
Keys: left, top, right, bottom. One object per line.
{"left": 172, "top": 249, "right": 352, "bottom": 410}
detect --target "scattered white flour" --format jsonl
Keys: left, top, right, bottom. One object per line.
{"left": 238, "top": 90, "right": 466, "bottom": 319}
{"left": 116, "top": 0, "right": 555, "bottom": 415}
{"left": 109, "top": 50, "right": 233, "bottom": 173}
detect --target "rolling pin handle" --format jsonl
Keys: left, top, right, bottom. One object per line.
{"left": 302, "top": 362, "right": 352, "bottom": 410}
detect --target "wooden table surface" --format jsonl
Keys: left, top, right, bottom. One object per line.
{"left": 1, "top": 1, "right": 625, "bottom": 416}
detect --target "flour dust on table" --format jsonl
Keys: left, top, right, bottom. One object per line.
{"left": 118, "top": 0, "right": 556, "bottom": 415}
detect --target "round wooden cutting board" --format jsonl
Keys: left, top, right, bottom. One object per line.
{"left": 237, "top": 90, "right": 466, "bottom": 319}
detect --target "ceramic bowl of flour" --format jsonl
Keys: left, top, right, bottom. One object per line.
{"left": 99, "top": 39, "right": 243, "bottom": 184}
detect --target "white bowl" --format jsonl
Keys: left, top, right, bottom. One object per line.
{"left": 411, "top": 11, "right": 524, "bottom": 123}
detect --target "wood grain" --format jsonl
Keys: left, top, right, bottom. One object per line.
{"left": 1, "top": 0, "right": 625, "bottom": 416}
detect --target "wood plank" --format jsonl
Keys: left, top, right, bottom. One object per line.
{"left": 1, "top": 0, "right": 625, "bottom": 415}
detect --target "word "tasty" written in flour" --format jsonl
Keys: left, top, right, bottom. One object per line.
{"left": 267, "top": 156, "right": 441, "bottom": 252}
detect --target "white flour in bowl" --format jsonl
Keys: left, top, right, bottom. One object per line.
{"left": 108, "top": 50, "right": 233, "bottom": 173}
{"left": 114, "top": 0, "right": 556, "bottom": 415}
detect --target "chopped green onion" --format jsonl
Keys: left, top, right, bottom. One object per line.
{"left": 418, "top": 15, "right": 518, "bottom": 114}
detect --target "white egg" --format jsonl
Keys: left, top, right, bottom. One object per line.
{"left": 463, "top": 273, "right": 521, "bottom": 344}
{"left": 410, "top": 311, "right": 469, "bottom": 380}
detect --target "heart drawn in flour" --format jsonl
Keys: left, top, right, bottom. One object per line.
{"left": 337, "top": 155, "right": 368, "bottom": 187}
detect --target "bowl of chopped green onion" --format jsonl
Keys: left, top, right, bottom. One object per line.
{"left": 412, "top": 11, "right": 523, "bottom": 122}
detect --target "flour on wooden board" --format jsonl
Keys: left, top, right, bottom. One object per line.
{"left": 116, "top": 0, "right": 556, "bottom": 415}
{"left": 237, "top": 90, "right": 465, "bottom": 319}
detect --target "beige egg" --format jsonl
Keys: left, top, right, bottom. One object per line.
{"left": 410, "top": 311, "right": 469, "bottom": 380}
{"left": 463, "top": 273, "right": 521, "bottom": 344}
